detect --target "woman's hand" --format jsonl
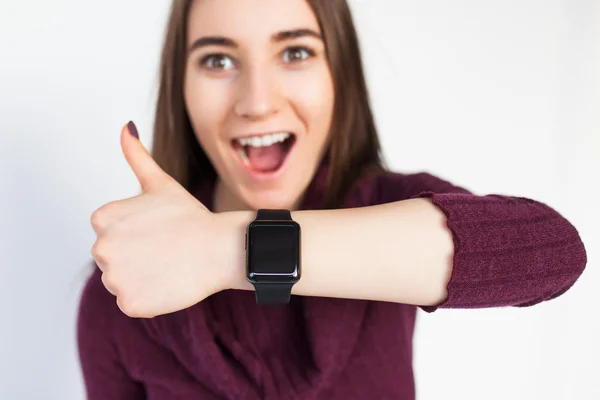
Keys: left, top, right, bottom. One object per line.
{"left": 90, "top": 122, "right": 227, "bottom": 318}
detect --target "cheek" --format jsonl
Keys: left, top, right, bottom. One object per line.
{"left": 285, "top": 66, "right": 335, "bottom": 141}
{"left": 184, "top": 75, "right": 233, "bottom": 147}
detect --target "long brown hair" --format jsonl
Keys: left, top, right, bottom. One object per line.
{"left": 151, "top": 0, "right": 387, "bottom": 209}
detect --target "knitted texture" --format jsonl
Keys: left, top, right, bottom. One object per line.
{"left": 77, "top": 162, "right": 587, "bottom": 399}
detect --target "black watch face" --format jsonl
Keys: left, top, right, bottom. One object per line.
{"left": 247, "top": 221, "right": 300, "bottom": 276}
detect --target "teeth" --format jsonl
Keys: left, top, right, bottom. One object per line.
{"left": 237, "top": 147, "right": 250, "bottom": 167}
{"left": 236, "top": 132, "right": 291, "bottom": 148}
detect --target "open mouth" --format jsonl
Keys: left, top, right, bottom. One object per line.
{"left": 231, "top": 132, "right": 297, "bottom": 175}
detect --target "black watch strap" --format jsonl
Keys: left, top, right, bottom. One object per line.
{"left": 253, "top": 283, "right": 294, "bottom": 304}
{"left": 256, "top": 209, "right": 291, "bottom": 220}
{"left": 252, "top": 209, "right": 294, "bottom": 305}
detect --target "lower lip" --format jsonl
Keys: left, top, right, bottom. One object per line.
{"left": 232, "top": 138, "right": 297, "bottom": 182}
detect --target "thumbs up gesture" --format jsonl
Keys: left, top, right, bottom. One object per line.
{"left": 90, "top": 122, "right": 230, "bottom": 318}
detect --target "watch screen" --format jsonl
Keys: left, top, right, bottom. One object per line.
{"left": 249, "top": 224, "right": 298, "bottom": 274}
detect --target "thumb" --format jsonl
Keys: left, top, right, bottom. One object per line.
{"left": 121, "top": 121, "right": 171, "bottom": 192}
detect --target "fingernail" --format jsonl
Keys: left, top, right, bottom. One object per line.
{"left": 127, "top": 121, "right": 139, "bottom": 139}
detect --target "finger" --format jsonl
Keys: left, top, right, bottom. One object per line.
{"left": 121, "top": 121, "right": 171, "bottom": 192}
{"left": 90, "top": 200, "right": 136, "bottom": 236}
{"left": 101, "top": 273, "right": 117, "bottom": 296}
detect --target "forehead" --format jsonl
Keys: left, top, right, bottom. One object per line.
{"left": 187, "top": 0, "right": 321, "bottom": 42}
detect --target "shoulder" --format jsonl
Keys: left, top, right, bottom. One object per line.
{"left": 347, "top": 168, "right": 472, "bottom": 207}
{"left": 78, "top": 263, "right": 118, "bottom": 328}
{"left": 77, "top": 263, "right": 129, "bottom": 354}
{"left": 77, "top": 263, "right": 147, "bottom": 397}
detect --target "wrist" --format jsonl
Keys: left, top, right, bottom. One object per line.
{"left": 214, "top": 210, "right": 254, "bottom": 292}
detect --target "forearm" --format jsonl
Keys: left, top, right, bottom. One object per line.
{"left": 217, "top": 198, "right": 454, "bottom": 306}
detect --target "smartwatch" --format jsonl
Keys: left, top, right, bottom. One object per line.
{"left": 245, "top": 209, "right": 301, "bottom": 304}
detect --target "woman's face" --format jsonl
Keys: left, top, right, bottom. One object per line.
{"left": 184, "top": 0, "right": 335, "bottom": 211}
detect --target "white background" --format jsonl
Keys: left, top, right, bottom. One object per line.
{"left": 1, "top": 0, "right": 598, "bottom": 399}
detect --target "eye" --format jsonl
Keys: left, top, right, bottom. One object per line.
{"left": 200, "top": 54, "right": 235, "bottom": 71}
{"left": 282, "top": 46, "right": 315, "bottom": 63}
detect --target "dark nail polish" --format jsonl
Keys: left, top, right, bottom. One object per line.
{"left": 127, "top": 121, "right": 139, "bottom": 139}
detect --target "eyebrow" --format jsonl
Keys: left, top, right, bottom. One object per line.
{"left": 188, "top": 28, "right": 323, "bottom": 53}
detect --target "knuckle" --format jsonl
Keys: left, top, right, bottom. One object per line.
{"left": 91, "top": 240, "right": 111, "bottom": 266}
{"left": 90, "top": 203, "right": 119, "bottom": 232}
{"left": 100, "top": 273, "right": 116, "bottom": 295}
{"left": 90, "top": 208, "right": 107, "bottom": 232}
{"left": 117, "top": 295, "right": 140, "bottom": 318}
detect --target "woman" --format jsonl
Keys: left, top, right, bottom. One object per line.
{"left": 77, "top": 0, "right": 587, "bottom": 399}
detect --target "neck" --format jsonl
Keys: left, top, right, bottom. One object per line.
{"left": 212, "top": 178, "right": 251, "bottom": 213}
{"left": 212, "top": 177, "right": 308, "bottom": 213}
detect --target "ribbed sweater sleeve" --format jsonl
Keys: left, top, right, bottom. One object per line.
{"left": 376, "top": 171, "right": 588, "bottom": 313}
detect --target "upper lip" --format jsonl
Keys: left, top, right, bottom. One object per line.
{"left": 231, "top": 131, "right": 296, "bottom": 141}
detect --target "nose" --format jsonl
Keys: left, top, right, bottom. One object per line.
{"left": 234, "top": 65, "right": 282, "bottom": 120}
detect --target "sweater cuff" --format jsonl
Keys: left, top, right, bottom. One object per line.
{"left": 410, "top": 191, "right": 455, "bottom": 313}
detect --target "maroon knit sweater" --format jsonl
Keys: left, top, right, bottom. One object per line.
{"left": 77, "top": 160, "right": 587, "bottom": 399}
